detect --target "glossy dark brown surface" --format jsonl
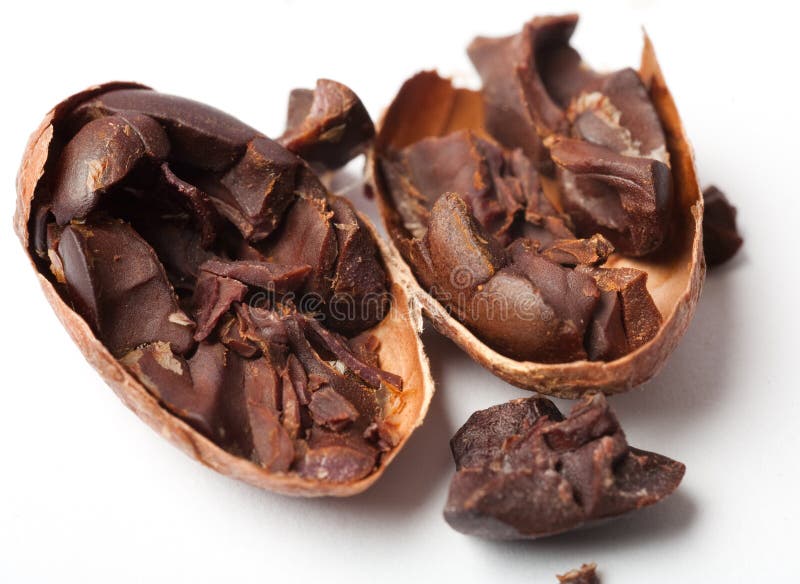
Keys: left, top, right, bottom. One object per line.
{"left": 702, "top": 185, "right": 742, "bottom": 266}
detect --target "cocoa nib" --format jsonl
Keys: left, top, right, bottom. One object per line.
{"left": 51, "top": 113, "right": 169, "bottom": 224}
{"left": 199, "top": 258, "right": 311, "bottom": 294}
{"left": 557, "top": 564, "right": 600, "bottom": 584}
{"left": 55, "top": 219, "right": 194, "bottom": 357}
{"left": 702, "top": 185, "right": 743, "bottom": 266}
{"left": 36, "top": 85, "right": 398, "bottom": 485}
{"left": 444, "top": 394, "right": 685, "bottom": 539}
{"left": 279, "top": 79, "right": 375, "bottom": 172}
{"left": 468, "top": 15, "right": 673, "bottom": 257}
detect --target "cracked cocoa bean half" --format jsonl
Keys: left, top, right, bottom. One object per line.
{"left": 16, "top": 82, "right": 434, "bottom": 496}
{"left": 368, "top": 15, "right": 704, "bottom": 397}
{"left": 443, "top": 394, "right": 684, "bottom": 539}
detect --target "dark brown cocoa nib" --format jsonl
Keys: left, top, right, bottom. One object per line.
{"left": 702, "top": 185, "right": 743, "bottom": 266}
{"left": 34, "top": 84, "right": 399, "bottom": 483}
{"left": 444, "top": 394, "right": 684, "bottom": 539}
{"left": 468, "top": 15, "right": 672, "bottom": 257}
{"left": 279, "top": 79, "right": 376, "bottom": 172}
{"left": 557, "top": 563, "right": 600, "bottom": 584}
{"left": 378, "top": 14, "right": 670, "bottom": 364}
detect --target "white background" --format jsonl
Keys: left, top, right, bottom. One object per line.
{"left": 1, "top": 1, "right": 798, "bottom": 582}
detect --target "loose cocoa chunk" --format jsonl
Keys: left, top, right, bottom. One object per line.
{"left": 702, "top": 185, "right": 743, "bottom": 266}
{"left": 444, "top": 394, "right": 685, "bottom": 539}
{"left": 557, "top": 563, "right": 600, "bottom": 584}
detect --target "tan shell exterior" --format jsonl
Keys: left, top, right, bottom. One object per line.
{"left": 367, "top": 35, "right": 705, "bottom": 397}
{"left": 14, "top": 83, "right": 435, "bottom": 497}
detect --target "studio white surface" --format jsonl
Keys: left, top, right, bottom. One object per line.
{"left": 1, "top": 1, "right": 797, "bottom": 582}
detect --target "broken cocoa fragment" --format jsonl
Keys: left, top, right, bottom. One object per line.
{"left": 56, "top": 219, "right": 194, "bottom": 357}
{"left": 451, "top": 396, "right": 563, "bottom": 470}
{"left": 702, "top": 185, "right": 743, "bottom": 266}
{"left": 550, "top": 136, "right": 672, "bottom": 256}
{"left": 247, "top": 401, "right": 295, "bottom": 472}
{"left": 199, "top": 258, "right": 311, "bottom": 293}
{"left": 19, "top": 83, "right": 433, "bottom": 495}
{"left": 557, "top": 563, "right": 600, "bottom": 584}
{"left": 133, "top": 220, "right": 213, "bottom": 292}
{"left": 297, "top": 427, "right": 378, "bottom": 483}
{"left": 541, "top": 234, "right": 614, "bottom": 266}
{"left": 73, "top": 88, "right": 258, "bottom": 171}
{"left": 508, "top": 238, "right": 599, "bottom": 345}
{"left": 325, "top": 196, "right": 389, "bottom": 334}
{"left": 382, "top": 130, "right": 568, "bottom": 247}
{"left": 308, "top": 386, "right": 359, "bottom": 431}
{"left": 211, "top": 136, "right": 301, "bottom": 241}
{"left": 158, "top": 163, "right": 219, "bottom": 248}
{"left": 285, "top": 353, "right": 311, "bottom": 405}
{"left": 219, "top": 313, "right": 261, "bottom": 358}
{"left": 121, "top": 342, "right": 219, "bottom": 438}
{"left": 467, "top": 15, "right": 586, "bottom": 170}
{"left": 579, "top": 266, "right": 662, "bottom": 350}
{"left": 279, "top": 79, "right": 375, "bottom": 171}
{"left": 280, "top": 368, "right": 302, "bottom": 438}
{"left": 283, "top": 313, "right": 382, "bottom": 424}
{"left": 444, "top": 394, "right": 685, "bottom": 539}
{"left": 51, "top": 113, "right": 169, "bottom": 224}
{"left": 585, "top": 290, "right": 629, "bottom": 361}
{"left": 301, "top": 315, "right": 403, "bottom": 389}
{"left": 192, "top": 273, "right": 248, "bottom": 341}
{"left": 259, "top": 194, "right": 337, "bottom": 301}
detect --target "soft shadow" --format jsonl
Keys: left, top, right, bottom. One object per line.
{"left": 607, "top": 256, "right": 746, "bottom": 433}
{"left": 470, "top": 490, "right": 697, "bottom": 556}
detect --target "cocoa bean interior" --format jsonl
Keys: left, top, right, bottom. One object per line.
{"left": 377, "top": 14, "right": 676, "bottom": 364}
{"left": 28, "top": 80, "right": 410, "bottom": 485}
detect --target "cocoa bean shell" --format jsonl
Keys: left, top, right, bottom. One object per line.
{"left": 15, "top": 83, "right": 435, "bottom": 496}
